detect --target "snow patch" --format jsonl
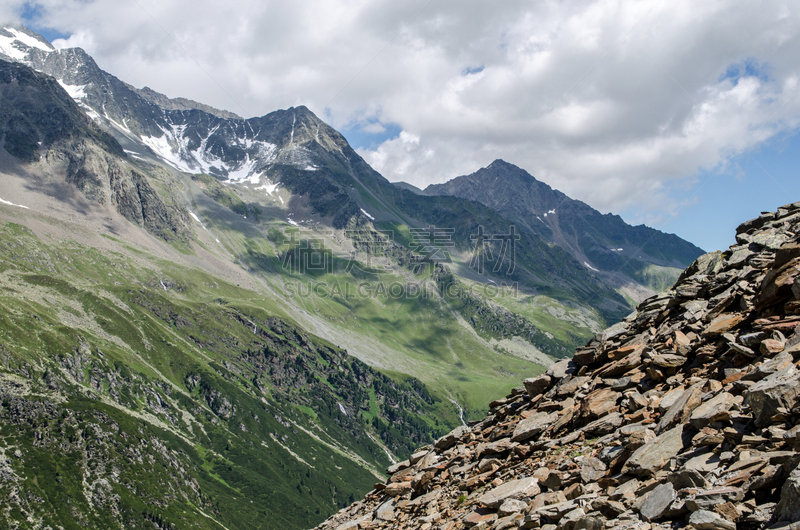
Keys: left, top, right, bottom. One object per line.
{"left": 5, "top": 28, "right": 52, "bottom": 52}
{"left": 611, "top": 248, "right": 624, "bottom": 252}
{"left": 255, "top": 181, "right": 279, "bottom": 196}
{"left": 140, "top": 121, "right": 278, "bottom": 180}
{"left": 543, "top": 209, "right": 556, "bottom": 217}
{"left": 337, "top": 403, "right": 349, "bottom": 417}
{"left": 287, "top": 218, "right": 299, "bottom": 227}
{"left": 584, "top": 262, "right": 599, "bottom": 272}
{"left": 57, "top": 80, "right": 87, "bottom": 100}
{"left": 141, "top": 130, "right": 194, "bottom": 172}
{"left": 0, "top": 27, "right": 52, "bottom": 61}
{"left": 360, "top": 208, "right": 375, "bottom": 220}
{"left": 105, "top": 114, "right": 131, "bottom": 134}
{"left": 0, "top": 197, "right": 29, "bottom": 209}
{"left": 189, "top": 211, "right": 205, "bottom": 227}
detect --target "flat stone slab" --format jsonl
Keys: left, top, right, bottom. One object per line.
{"left": 434, "top": 425, "right": 471, "bottom": 450}
{"left": 638, "top": 482, "right": 676, "bottom": 522}
{"left": 690, "top": 392, "right": 736, "bottom": 428}
{"left": 580, "top": 457, "right": 607, "bottom": 483}
{"left": 479, "top": 477, "right": 541, "bottom": 508}
{"left": 746, "top": 365, "right": 800, "bottom": 427}
{"left": 622, "top": 425, "right": 684, "bottom": 476}
{"left": 689, "top": 509, "right": 736, "bottom": 530}
{"left": 512, "top": 412, "right": 558, "bottom": 442}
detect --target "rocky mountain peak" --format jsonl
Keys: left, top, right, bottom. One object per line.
{"left": 425, "top": 159, "right": 705, "bottom": 300}
{"left": 0, "top": 25, "right": 54, "bottom": 61}
{"left": 134, "top": 85, "right": 242, "bottom": 120}
{"left": 316, "top": 202, "right": 800, "bottom": 530}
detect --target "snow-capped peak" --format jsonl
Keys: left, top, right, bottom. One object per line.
{"left": 0, "top": 26, "right": 54, "bottom": 61}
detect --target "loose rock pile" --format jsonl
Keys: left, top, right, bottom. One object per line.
{"left": 315, "top": 204, "right": 800, "bottom": 530}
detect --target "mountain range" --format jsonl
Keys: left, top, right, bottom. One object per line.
{"left": 0, "top": 24, "right": 706, "bottom": 529}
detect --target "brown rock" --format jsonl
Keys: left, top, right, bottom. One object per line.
{"left": 524, "top": 375, "right": 552, "bottom": 398}
{"left": 689, "top": 392, "right": 735, "bottom": 428}
{"left": 479, "top": 477, "right": 540, "bottom": 508}
{"left": 374, "top": 499, "right": 396, "bottom": 521}
{"left": 511, "top": 412, "right": 558, "bottom": 442}
{"left": 607, "top": 344, "right": 643, "bottom": 362}
{"left": 384, "top": 481, "right": 413, "bottom": 497}
{"left": 683, "top": 450, "right": 722, "bottom": 473}
{"left": 563, "top": 483, "right": 585, "bottom": 500}
{"left": 580, "top": 388, "right": 619, "bottom": 419}
{"left": 622, "top": 425, "right": 684, "bottom": 476}
{"left": 580, "top": 457, "right": 607, "bottom": 483}
{"left": 583, "top": 412, "right": 624, "bottom": 435}
{"left": 652, "top": 353, "right": 687, "bottom": 368}
{"left": 596, "top": 349, "right": 643, "bottom": 378}
{"left": 464, "top": 508, "right": 497, "bottom": 527}
{"left": 657, "top": 382, "right": 704, "bottom": 433}
{"left": 675, "top": 330, "right": 693, "bottom": 355}
{"left": 714, "top": 502, "right": 740, "bottom": 522}
{"left": 657, "top": 386, "right": 686, "bottom": 413}
{"left": 434, "top": 425, "right": 471, "bottom": 451}
{"left": 556, "top": 376, "right": 591, "bottom": 397}
{"left": 756, "top": 256, "right": 800, "bottom": 307}
{"left": 760, "top": 338, "right": 785, "bottom": 355}
{"left": 745, "top": 364, "right": 800, "bottom": 426}
{"left": 703, "top": 314, "right": 747, "bottom": 336}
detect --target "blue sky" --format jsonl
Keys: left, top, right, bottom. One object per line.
{"left": 652, "top": 130, "right": 800, "bottom": 252}
{"left": 340, "top": 122, "right": 402, "bottom": 152}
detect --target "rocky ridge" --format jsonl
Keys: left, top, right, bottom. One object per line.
{"left": 316, "top": 203, "right": 800, "bottom": 530}
{"left": 424, "top": 160, "right": 704, "bottom": 298}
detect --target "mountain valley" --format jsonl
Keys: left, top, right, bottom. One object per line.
{"left": 0, "top": 24, "right": 717, "bottom": 530}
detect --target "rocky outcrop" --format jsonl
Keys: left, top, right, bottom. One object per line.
{"left": 0, "top": 59, "right": 190, "bottom": 243}
{"left": 315, "top": 203, "right": 800, "bottom": 530}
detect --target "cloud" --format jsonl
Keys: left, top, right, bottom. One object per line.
{"left": 4, "top": 0, "right": 800, "bottom": 220}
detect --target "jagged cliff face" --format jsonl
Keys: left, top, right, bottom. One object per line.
{"left": 0, "top": 59, "right": 190, "bottom": 242}
{"left": 317, "top": 203, "right": 800, "bottom": 530}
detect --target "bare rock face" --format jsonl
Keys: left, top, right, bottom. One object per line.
{"left": 315, "top": 202, "right": 800, "bottom": 530}
{"left": 776, "top": 465, "right": 800, "bottom": 522}
{"left": 622, "top": 425, "right": 684, "bottom": 476}
{"left": 746, "top": 365, "right": 800, "bottom": 427}
{"left": 478, "top": 477, "right": 540, "bottom": 508}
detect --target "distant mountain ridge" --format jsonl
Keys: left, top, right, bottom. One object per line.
{"left": 424, "top": 159, "right": 705, "bottom": 296}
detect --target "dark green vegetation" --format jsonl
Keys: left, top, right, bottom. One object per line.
{"left": 0, "top": 222, "right": 448, "bottom": 529}
{"left": 433, "top": 266, "right": 584, "bottom": 359}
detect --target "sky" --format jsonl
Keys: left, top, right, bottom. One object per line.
{"left": 2, "top": 0, "right": 800, "bottom": 252}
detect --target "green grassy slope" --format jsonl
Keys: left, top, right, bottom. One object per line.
{"left": 0, "top": 221, "right": 450, "bottom": 529}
